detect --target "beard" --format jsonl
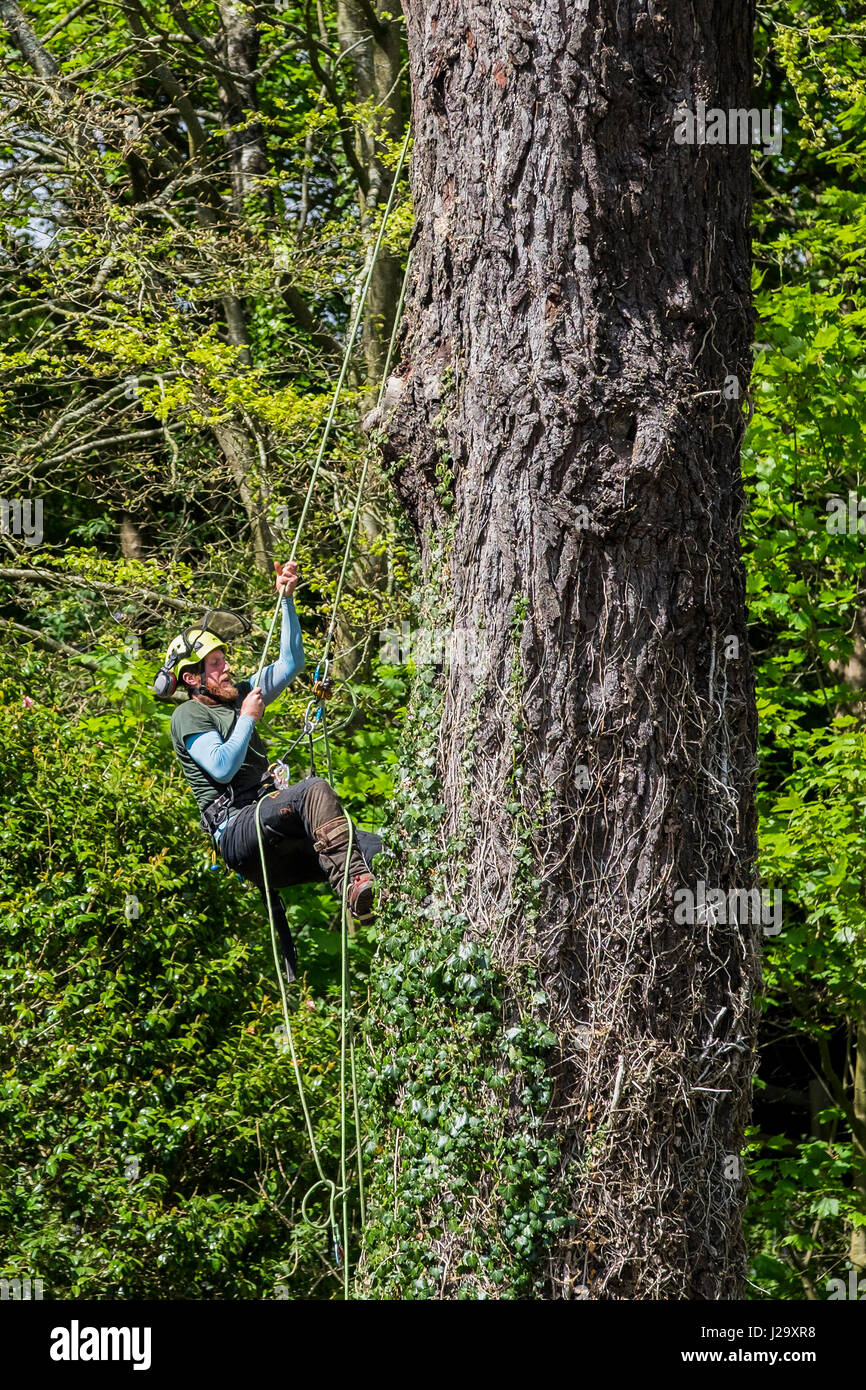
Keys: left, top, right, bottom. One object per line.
{"left": 200, "top": 671, "right": 238, "bottom": 701}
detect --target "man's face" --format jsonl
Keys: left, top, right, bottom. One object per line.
{"left": 185, "top": 647, "right": 238, "bottom": 700}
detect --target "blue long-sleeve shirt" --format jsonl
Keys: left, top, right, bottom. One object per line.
{"left": 184, "top": 597, "right": 305, "bottom": 801}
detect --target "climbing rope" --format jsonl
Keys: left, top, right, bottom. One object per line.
{"left": 253, "top": 123, "right": 412, "bottom": 691}
{"left": 248, "top": 126, "right": 412, "bottom": 1296}
{"left": 319, "top": 243, "right": 413, "bottom": 672}
{"left": 265, "top": 243, "right": 413, "bottom": 783}
{"left": 255, "top": 797, "right": 359, "bottom": 1298}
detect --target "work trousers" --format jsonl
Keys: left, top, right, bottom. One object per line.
{"left": 218, "top": 775, "right": 382, "bottom": 981}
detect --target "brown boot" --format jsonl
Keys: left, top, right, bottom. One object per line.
{"left": 313, "top": 815, "right": 376, "bottom": 920}
{"left": 348, "top": 872, "right": 375, "bottom": 924}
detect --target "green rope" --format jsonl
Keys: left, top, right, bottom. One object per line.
{"left": 247, "top": 129, "right": 413, "bottom": 1297}
{"left": 319, "top": 247, "right": 413, "bottom": 670}
{"left": 254, "top": 125, "right": 412, "bottom": 691}
{"left": 256, "top": 797, "right": 357, "bottom": 1295}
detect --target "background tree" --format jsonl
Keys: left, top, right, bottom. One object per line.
{"left": 0, "top": 0, "right": 414, "bottom": 1300}
{"left": 741, "top": 1, "right": 866, "bottom": 1298}
{"left": 0, "top": 0, "right": 409, "bottom": 655}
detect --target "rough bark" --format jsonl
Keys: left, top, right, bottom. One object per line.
{"left": 375, "top": 0, "right": 759, "bottom": 1298}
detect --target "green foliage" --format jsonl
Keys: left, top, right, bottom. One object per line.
{"left": 0, "top": 649, "right": 406, "bottom": 1298}
{"left": 2, "top": 0, "right": 866, "bottom": 1304}
{"left": 743, "top": 1, "right": 866, "bottom": 1298}
{"left": 746, "top": 1123, "right": 866, "bottom": 1299}
{"left": 0, "top": 0, "right": 418, "bottom": 1303}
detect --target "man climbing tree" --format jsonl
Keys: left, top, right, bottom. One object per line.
{"left": 361, "top": 0, "right": 760, "bottom": 1298}
{"left": 165, "top": 561, "right": 381, "bottom": 980}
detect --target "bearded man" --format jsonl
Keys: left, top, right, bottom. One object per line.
{"left": 165, "top": 561, "right": 380, "bottom": 979}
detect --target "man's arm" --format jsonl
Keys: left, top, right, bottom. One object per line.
{"left": 185, "top": 686, "right": 264, "bottom": 784}
{"left": 258, "top": 594, "right": 305, "bottom": 706}
{"left": 185, "top": 715, "right": 256, "bottom": 784}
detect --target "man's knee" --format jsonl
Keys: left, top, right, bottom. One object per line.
{"left": 303, "top": 776, "right": 332, "bottom": 798}
{"left": 259, "top": 786, "right": 301, "bottom": 823}
{"left": 300, "top": 776, "right": 340, "bottom": 820}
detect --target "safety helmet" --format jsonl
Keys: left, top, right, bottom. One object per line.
{"left": 151, "top": 628, "right": 224, "bottom": 700}
{"left": 168, "top": 628, "right": 225, "bottom": 680}
{"left": 151, "top": 607, "right": 250, "bottom": 701}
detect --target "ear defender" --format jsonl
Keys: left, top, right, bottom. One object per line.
{"left": 152, "top": 666, "right": 178, "bottom": 700}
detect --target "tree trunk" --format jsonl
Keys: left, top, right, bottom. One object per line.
{"left": 211, "top": 417, "right": 274, "bottom": 573}
{"left": 362, "top": 0, "right": 760, "bottom": 1299}
{"left": 119, "top": 512, "right": 144, "bottom": 560}
{"left": 826, "top": 612, "right": 866, "bottom": 1270}
{"left": 0, "top": 0, "right": 58, "bottom": 78}
{"left": 218, "top": 2, "right": 269, "bottom": 211}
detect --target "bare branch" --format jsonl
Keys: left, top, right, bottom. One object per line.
{"left": 0, "top": 617, "right": 102, "bottom": 670}
{"left": 0, "top": 566, "right": 189, "bottom": 612}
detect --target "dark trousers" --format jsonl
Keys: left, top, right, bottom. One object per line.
{"left": 219, "top": 775, "right": 382, "bottom": 981}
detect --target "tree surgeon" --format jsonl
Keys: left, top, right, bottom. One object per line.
{"left": 162, "top": 562, "right": 380, "bottom": 979}
{"left": 363, "top": 0, "right": 760, "bottom": 1298}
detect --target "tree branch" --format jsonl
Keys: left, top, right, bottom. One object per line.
{"left": 0, "top": 566, "right": 189, "bottom": 612}
{"left": 42, "top": 0, "right": 98, "bottom": 42}
{"left": 0, "top": 0, "right": 59, "bottom": 78}
{"left": 0, "top": 618, "right": 102, "bottom": 671}
{"left": 353, "top": 0, "right": 385, "bottom": 41}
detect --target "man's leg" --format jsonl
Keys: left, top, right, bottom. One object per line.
{"left": 218, "top": 799, "right": 313, "bottom": 984}
{"left": 253, "top": 776, "right": 377, "bottom": 919}
{"left": 292, "top": 777, "right": 377, "bottom": 921}
{"left": 219, "top": 776, "right": 377, "bottom": 922}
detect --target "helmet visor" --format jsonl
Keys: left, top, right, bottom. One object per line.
{"left": 201, "top": 608, "right": 250, "bottom": 642}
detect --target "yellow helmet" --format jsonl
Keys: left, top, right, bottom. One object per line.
{"left": 166, "top": 628, "right": 225, "bottom": 680}
{"left": 152, "top": 608, "right": 248, "bottom": 701}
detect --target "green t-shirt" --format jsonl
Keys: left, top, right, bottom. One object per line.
{"left": 170, "top": 679, "right": 270, "bottom": 814}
